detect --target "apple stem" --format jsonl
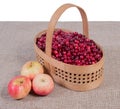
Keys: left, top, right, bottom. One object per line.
{"left": 20, "top": 81, "right": 23, "bottom": 84}
{"left": 41, "top": 79, "right": 45, "bottom": 82}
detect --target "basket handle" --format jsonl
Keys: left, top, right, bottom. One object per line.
{"left": 46, "top": 3, "right": 89, "bottom": 56}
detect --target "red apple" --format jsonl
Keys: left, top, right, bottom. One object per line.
{"left": 32, "top": 74, "right": 54, "bottom": 96}
{"left": 8, "top": 76, "right": 31, "bottom": 99}
{"left": 21, "top": 61, "right": 44, "bottom": 80}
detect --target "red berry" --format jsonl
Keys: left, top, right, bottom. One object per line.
{"left": 36, "top": 29, "right": 103, "bottom": 66}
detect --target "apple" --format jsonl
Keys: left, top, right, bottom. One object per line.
{"left": 8, "top": 75, "right": 31, "bottom": 99}
{"left": 32, "top": 74, "right": 54, "bottom": 96}
{"left": 21, "top": 61, "right": 44, "bottom": 80}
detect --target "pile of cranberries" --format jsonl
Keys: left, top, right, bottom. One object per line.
{"left": 36, "top": 29, "right": 103, "bottom": 66}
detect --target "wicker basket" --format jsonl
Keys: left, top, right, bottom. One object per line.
{"left": 34, "top": 3, "right": 104, "bottom": 91}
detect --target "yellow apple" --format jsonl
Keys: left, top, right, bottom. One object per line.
{"left": 21, "top": 61, "right": 44, "bottom": 80}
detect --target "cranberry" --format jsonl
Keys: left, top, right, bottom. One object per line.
{"left": 36, "top": 29, "right": 103, "bottom": 66}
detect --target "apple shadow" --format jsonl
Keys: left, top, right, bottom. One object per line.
{"left": 29, "top": 90, "right": 48, "bottom": 97}
{"left": 29, "top": 89, "right": 40, "bottom": 97}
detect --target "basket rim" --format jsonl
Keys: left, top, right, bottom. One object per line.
{"left": 34, "top": 29, "right": 104, "bottom": 71}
